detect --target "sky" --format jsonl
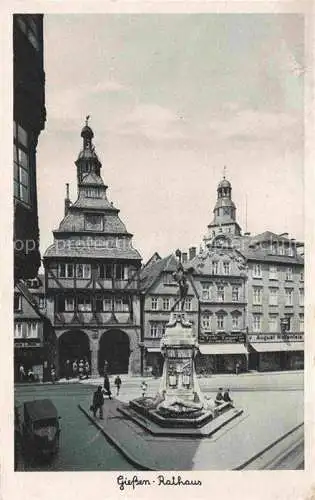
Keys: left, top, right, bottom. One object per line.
{"left": 37, "top": 13, "right": 305, "bottom": 264}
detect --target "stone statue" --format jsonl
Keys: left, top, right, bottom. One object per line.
{"left": 171, "top": 251, "right": 189, "bottom": 312}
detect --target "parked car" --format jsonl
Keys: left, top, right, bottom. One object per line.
{"left": 22, "top": 399, "right": 61, "bottom": 461}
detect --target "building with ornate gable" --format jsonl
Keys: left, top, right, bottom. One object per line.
{"left": 193, "top": 175, "right": 304, "bottom": 372}
{"left": 43, "top": 121, "right": 142, "bottom": 376}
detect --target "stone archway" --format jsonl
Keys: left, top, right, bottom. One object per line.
{"left": 58, "top": 330, "right": 90, "bottom": 377}
{"left": 98, "top": 329, "right": 130, "bottom": 375}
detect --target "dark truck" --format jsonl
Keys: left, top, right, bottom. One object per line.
{"left": 22, "top": 399, "right": 61, "bottom": 460}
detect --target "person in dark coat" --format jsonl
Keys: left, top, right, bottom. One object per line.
{"left": 215, "top": 387, "right": 224, "bottom": 405}
{"left": 92, "top": 386, "right": 104, "bottom": 419}
{"left": 103, "top": 374, "right": 112, "bottom": 399}
{"left": 114, "top": 375, "right": 122, "bottom": 396}
{"left": 223, "top": 388, "right": 233, "bottom": 403}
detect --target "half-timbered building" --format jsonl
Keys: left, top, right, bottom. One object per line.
{"left": 43, "top": 121, "right": 142, "bottom": 377}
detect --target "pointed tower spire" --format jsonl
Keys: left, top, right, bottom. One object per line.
{"left": 76, "top": 117, "right": 101, "bottom": 183}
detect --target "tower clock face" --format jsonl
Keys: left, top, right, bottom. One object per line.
{"left": 223, "top": 207, "right": 230, "bottom": 215}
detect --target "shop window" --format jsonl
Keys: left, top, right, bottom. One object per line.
{"left": 13, "top": 121, "right": 31, "bottom": 206}
{"left": 14, "top": 323, "right": 23, "bottom": 338}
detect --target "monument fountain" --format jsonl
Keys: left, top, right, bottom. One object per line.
{"left": 119, "top": 251, "right": 243, "bottom": 436}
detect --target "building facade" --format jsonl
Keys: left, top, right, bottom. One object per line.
{"left": 13, "top": 14, "right": 46, "bottom": 281}
{"left": 195, "top": 176, "right": 304, "bottom": 372}
{"left": 43, "top": 121, "right": 142, "bottom": 377}
{"left": 140, "top": 254, "right": 199, "bottom": 376}
{"left": 14, "top": 275, "right": 55, "bottom": 381}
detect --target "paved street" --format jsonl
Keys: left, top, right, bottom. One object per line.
{"left": 15, "top": 371, "right": 304, "bottom": 471}
{"left": 14, "top": 384, "right": 136, "bottom": 471}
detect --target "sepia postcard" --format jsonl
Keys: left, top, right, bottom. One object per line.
{"left": 1, "top": 1, "right": 314, "bottom": 500}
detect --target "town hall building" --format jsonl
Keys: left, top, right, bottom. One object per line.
{"left": 43, "top": 120, "right": 142, "bottom": 376}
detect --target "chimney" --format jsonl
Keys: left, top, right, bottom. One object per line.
{"left": 64, "top": 183, "right": 71, "bottom": 216}
{"left": 189, "top": 247, "right": 196, "bottom": 260}
{"left": 182, "top": 252, "right": 188, "bottom": 264}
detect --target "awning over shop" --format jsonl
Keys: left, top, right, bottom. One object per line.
{"left": 146, "top": 347, "right": 161, "bottom": 353}
{"left": 198, "top": 344, "right": 248, "bottom": 355}
{"left": 250, "top": 342, "right": 304, "bottom": 352}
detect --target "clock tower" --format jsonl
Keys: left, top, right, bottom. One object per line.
{"left": 204, "top": 175, "right": 242, "bottom": 244}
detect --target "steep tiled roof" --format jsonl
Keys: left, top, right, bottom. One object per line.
{"left": 70, "top": 197, "right": 118, "bottom": 211}
{"left": 80, "top": 172, "right": 105, "bottom": 186}
{"left": 44, "top": 243, "right": 141, "bottom": 260}
{"left": 55, "top": 212, "right": 129, "bottom": 234}
{"left": 140, "top": 254, "right": 178, "bottom": 291}
{"left": 239, "top": 231, "right": 304, "bottom": 264}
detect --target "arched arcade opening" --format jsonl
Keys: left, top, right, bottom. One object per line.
{"left": 58, "top": 330, "right": 90, "bottom": 377}
{"left": 98, "top": 329, "right": 130, "bottom": 375}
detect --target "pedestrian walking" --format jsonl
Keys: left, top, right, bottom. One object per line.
{"left": 235, "top": 362, "right": 240, "bottom": 375}
{"left": 91, "top": 386, "right": 104, "bottom": 419}
{"left": 72, "top": 360, "right": 78, "bottom": 378}
{"left": 141, "top": 380, "right": 148, "bottom": 398}
{"left": 103, "top": 374, "right": 112, "bottom": 399}
{"left": 114, "top": 375, "right": 122, "bottom": 396}
{"left": 27, "top": 368, "right": 34, "bottom": 382}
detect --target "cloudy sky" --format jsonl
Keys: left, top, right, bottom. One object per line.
{"left": 37, "top": 13, "right": 304, "bottom": 263}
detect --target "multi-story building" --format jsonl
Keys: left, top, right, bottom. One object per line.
{"left": 140, "top": 253, "right": 199, "bottom": 375}
{"left": 196, "top": 176, "right": 304, "bottom": 372}
{"left": 13, "top": 14, "right": 46, "bottom": 281}
{"left": 241, "top": 232, "right": 304, "bottom": 371}
{"left": 43, "top": 121, "right": 142, "bottom": 377}
{"left": 14, "top": 275, "right": 55, "bottom": 381}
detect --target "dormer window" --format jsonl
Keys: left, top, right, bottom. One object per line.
{"left": 84, "top": 213, "right": 103, "bottom": 231}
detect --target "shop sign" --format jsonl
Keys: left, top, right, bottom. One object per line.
{"left": 166, "top": 348, "right": 193, "bottom": 358}
{"left": 14, "top": 341, "right": 41, "bottom": 348}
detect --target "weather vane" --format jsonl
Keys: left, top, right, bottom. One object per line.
{"left": 85, "top": 115, "right": 90, "bottom": 126}
{"left": 223, "top": 165, "right": 227, "bottom": 179}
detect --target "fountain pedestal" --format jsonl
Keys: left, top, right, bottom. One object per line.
{"left": 158, "top": 312, "right": 204, "bottom": 406}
